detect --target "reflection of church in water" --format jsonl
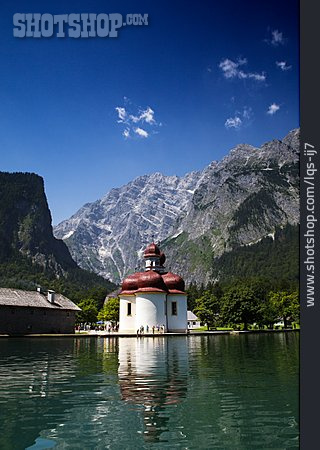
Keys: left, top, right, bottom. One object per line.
{"left": 119, "top": 242, "right": 188, "bottom": 332}
{"left": 118, "top": 337, "right": 189, "bottom": 442}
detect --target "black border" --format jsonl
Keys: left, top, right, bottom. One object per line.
{"left": 300, "top": 1, "right": 320, "bottom": 448}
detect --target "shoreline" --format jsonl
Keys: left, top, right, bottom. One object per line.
{"left": 0, "top": 329, "right": 300, "bottom": 338}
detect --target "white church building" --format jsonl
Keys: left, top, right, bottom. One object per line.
{"left": 119, "top": 243, "right": 188, "bottom": 333}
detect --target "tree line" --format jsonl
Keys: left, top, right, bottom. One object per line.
{"left": 75, "top": 277, "right": 299, "bottom": 331}
{"left": 188, "top": 279, "right": 299, "bottom": 330}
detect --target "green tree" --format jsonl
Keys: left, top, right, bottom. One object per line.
{"left": 268, "top": 291, "right": 299, "bottom": 328}
{"left": 76, "top": 298, "right": 98, "bottom": 324}
{"left": 194, "top": 291, "right": 220, "bottom": 330}
{"left": 98, "top": 297, "right": 120, "bottom": 325}
{"left": 186, "top": 282, "right": 199, "bottom": 311}
{"left": 220, "top": 285, "right": 260, "bottom": 330}
{"left": 258, "top": 297, "right": 279, "bottom": 329}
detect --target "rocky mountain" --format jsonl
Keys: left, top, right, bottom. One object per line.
{"left": 54, "top": 129, "right": 299, "bottom": 285}
{"left": 163, "top": 129, "right": 299, "bottom": 284}
{"left": 0, "top": 172, "right": 115, "bottom": 300}
{"left": 54, "top": 172, "right": 202, "bottom": 283}
{"left": 0, "top": 172, "right": 76, "bottom": 271}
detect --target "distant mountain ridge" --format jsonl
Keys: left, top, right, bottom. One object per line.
{"left": 54, "top": 129, "right": 300, "bottom": 285}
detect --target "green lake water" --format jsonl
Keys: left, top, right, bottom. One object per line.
{"left": 0, "top": 333, "right": 299, "bottom": 449}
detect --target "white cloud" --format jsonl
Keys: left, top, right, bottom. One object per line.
{"left": 265, "top": 29, "right": 285, "bottom": 46}
{"left": 225, "top": 116, "right": 242, "bottom": 129}
{"left": 224, "top": 106, "right": 253, "bottom": 130}
{"left": 246, "top": 73, "right": 266, "bottom": 81}
{"left": 123, "top": 128, "right": 130, "bottom": 139}
{"left": 267, "top": 103, "right": 280, "bottom": 115}
{"left": 242, "top": 106, "right": 252, "bottom": 120}
{"left": 139, "top": 107, "right": 155, "bottom": 124}
{"left": 219, "top": 58, "right": 266, "bottom": 82}
{"left": 271, "top": 29, "right": 284, "bottom": 46}
{"left": 219, "top": 58, "right": 241, "bottom": 78}
{"left": 115, "top": 107, "right": 126, "bottom": 122}
{"left": 115, "top": 101, "right": 160, "bottom": 139}
{"left": 276, "top": 61, "right": 292, "bottom": 71}
{"left": 130, "top": 107, "right": 155, "bottom": 125}
{"left": 134, "top": 127, "right": 149, "bottom": 138}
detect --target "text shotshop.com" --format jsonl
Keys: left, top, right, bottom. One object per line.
{"left": 13, "top": 13, "right": 149, "bottom": 38}
{"left": 303, "top": 143, "right": 317, "bottom": 307}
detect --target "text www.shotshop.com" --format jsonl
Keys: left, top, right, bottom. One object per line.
{"left": 303, "top": 143, "right": 317, "bottom": 307}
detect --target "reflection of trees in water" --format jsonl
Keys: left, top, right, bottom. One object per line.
{"left": 186, "top": 333, "right": 299, "bottom": 449}
{"left": 73, "top": 336, "right": 119, "bottom": 376}
{"left": 118, "top": 337, "right": 189, "bottom": 442}
{"left": 0, "top": 335, "right": 298, "bottom": 449}
{"left": 0, "top": 337, "right": 119, "bottom": 450}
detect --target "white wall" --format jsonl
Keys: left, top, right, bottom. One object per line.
{"left": 119, "top": 295, "right": 136, "bottom": 331}
{"left": 188, "top": 320, "right": 201, "bottom": 329}
{"left": 167, "top": 294, "right": 187, "bottom": 332}
{"left": 119, "top": 293, "right": 188, "bottom": 332}
{"left": 135, "top": 292, "right": 167, "bottom": 330}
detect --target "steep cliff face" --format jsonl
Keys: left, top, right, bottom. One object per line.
{"left": 0, "top": 172, "right": 115, "bottom": 298}
{"left": 0, "top": 172, "right": 77, "bottom": 273}
{"left": 162, "top": 129, "right": 299, "bottom": 284}
{"left": 54, "top": 172, "right": 202, "bottom": 282}
{"left": 54, "top": 129, "right": 299, "bottom": 286}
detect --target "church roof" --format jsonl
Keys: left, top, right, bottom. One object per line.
{"left": 120, "top": 242, "right": 186, "bottom": 295}
{"left": 144, "top": 242, "right": 161, "bottom": 257}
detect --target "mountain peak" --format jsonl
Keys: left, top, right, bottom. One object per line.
{"left": 54, "top": 128, "right": 299, "bottom": 284}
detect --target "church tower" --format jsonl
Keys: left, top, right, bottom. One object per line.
{"left": 119, "top": 242, "right": 187, "bottom": 333}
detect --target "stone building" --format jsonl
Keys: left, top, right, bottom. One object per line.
{"left": 119, "top": 242, "right": 188, "bottom": 332}
{"left": 0, "top": 288, "right": 81, "bottom": 335}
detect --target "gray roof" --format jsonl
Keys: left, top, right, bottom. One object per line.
{"left": 187, "top": 311, "right": 199, "bottom": 321}
{"left": 0, "top": 288, "right": 81, "bottom": 311}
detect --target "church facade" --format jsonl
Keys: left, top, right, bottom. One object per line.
{"left": 119, "top": 243, "right": 187, "bottom": 333}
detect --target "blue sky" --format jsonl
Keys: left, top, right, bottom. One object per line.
{"left": 0, "top": 0, "right": 299, "bottom": 224}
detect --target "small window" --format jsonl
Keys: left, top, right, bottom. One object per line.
{"left": 171, "top": 302, "right": 177, "bottom": 316}
{"left": 67, "top": 312, "right": 70, "bottom": 317}
{"left": 127, "top": 303, "right": 132, "bottom": 316}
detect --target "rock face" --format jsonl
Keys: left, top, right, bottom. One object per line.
{"left": 54, "top": 172, "right": 202, "bottom": 282}
{"left": 0, "top": 172, "right": 116, "bottom": 296}
{"left": 162, "top": 129, "right": 300, "bottom": 284}
{"left": 0, "top": 172, "right": 76, "bottom": 274}
{"left": 54, "top": 129, "right": 300, "bottom": 285}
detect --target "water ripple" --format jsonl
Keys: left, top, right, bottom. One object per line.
{"left": 0, "top": 333, "right": 299, "bottom": 449}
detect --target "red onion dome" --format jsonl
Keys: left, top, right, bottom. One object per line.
{"left": 136, "top": 270, "right": 167, "bottom": 292}
{"left": 162, "top": 272, "right": 185, "bottom": 293}
{"left": 144, "top": 242, "right": 161, "bottom": 258}
{"left": 120, "top": 272, "right": 141, "bottom": 294}
{"left": 159, "top": 251, "right": 166, "bottom": 266}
